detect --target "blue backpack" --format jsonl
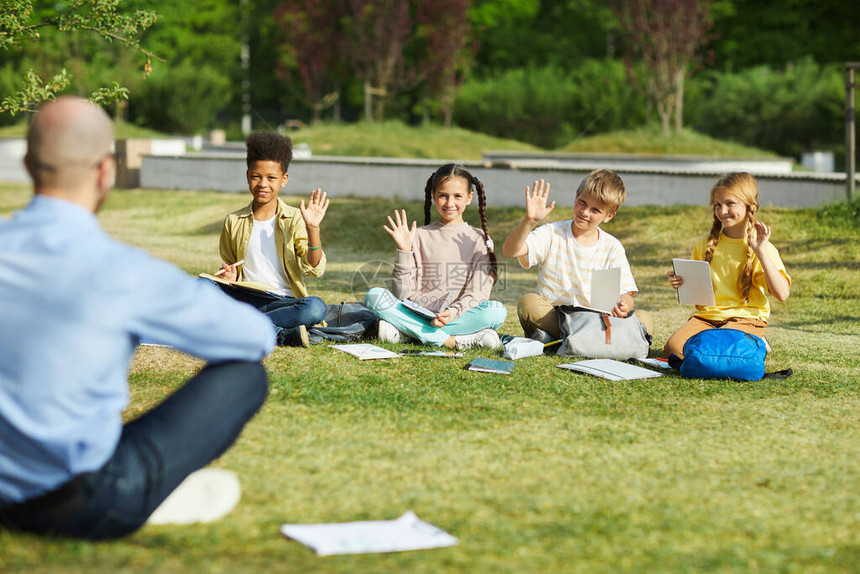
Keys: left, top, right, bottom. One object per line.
{"left": 669, "top": 329, "right": 767, "bottom": 381}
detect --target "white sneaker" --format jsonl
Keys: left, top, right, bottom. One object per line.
{"left": 147, "top": 468, "right": 241, "bottom": 525}
{"left": 377, "top": 320, "right": 404, "bottom": 344}
{"left": 454, "top": 329, "right": 502, "bottom": 351}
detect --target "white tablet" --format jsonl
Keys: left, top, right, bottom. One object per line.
{"left": 672, "top": 259, "right": 716, "bottom": 306}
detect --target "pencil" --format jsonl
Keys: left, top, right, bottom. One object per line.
{"left": 214, "top": 259, "right": 244, "bottom": 276}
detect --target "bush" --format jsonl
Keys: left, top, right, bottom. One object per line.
{"left": 686, "top": 59, "right": 844, "bottom": 158}
{"left": 454, "top": 60, "right": 645, "bottom": 149}
{"left": 129, "top": 62, "right": 233, "bottom": 135}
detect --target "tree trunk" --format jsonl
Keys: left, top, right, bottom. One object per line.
{"left": 674, "top": 70, "right": 685, "bottom": 134}
{"left": 657, "top": 100, "right": 671, "bottom": 137}
{"left": 333, "top": 84, "right": 341, "bottom": 122}
{"left": 363, "top": 80, "right": 372, "bottom": 122}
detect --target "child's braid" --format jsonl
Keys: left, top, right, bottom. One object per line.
{"left": 703, "top": 216, "right": 722, "bottom": 263}
{"left": 423, "top": 174, "right": 434, "bottom": 225}
{"left": 738, "top": 206, "right": 759, "bottom": 303}
{"left": 473, "top": 176, "right": 499, "bottom": 283}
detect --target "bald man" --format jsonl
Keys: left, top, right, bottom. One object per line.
{"left": 0, "top": 97, "right": 276, "bottom": 539}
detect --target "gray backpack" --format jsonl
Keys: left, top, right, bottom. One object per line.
{"left": 556, "top": 306, "right": 651, "bottom": 360}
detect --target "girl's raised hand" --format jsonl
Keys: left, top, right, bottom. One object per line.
{"left": 299, "top": 188, "right": 329, "bottom": 228}
{"left": 525, "top": 179, "right": 555, "bottom": 223}
{"left": 748, "top": 220, "right": 771, "bottom": 254}
{"left": 383, "top": 209, "right": 417, "bottom": 252}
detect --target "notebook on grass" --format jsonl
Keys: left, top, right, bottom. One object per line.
{"left": 466, "top": 358, "right": 515, "bottom": 375}
{"left": 558, "top": 359, "right": 663, "bottom": 381}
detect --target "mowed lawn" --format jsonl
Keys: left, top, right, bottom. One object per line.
{"left": 1, "top": 183, "right": 859, "bottom": 573}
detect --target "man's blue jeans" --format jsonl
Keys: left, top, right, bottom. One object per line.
{"left": 0, "top": 360, "right": 268, "bottom": 540}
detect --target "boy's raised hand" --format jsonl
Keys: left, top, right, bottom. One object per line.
{"left": 383, "top": 209, "right": 417, "bottom": 252}
{"left": 525, "top": 179, "right": 555, "bottom": 223}
{"left": 299, "top": 188, "right": 329, "bottom": 228}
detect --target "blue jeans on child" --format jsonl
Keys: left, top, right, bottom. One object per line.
{"left": 365, "top": 287, "right": 506, "bottom": 346}
{"left": 207, "top": 279, "right": 327, "bottom": 330}
{"left": 0, "top": 360, "right": 268, "bottom": 540}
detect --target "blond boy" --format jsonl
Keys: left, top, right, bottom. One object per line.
{"left": 502, "top": 168, "right": 652, "bottom": 339}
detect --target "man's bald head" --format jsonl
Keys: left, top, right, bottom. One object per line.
{"left": 26, "top": 96, "right": 115, "bottom": 202}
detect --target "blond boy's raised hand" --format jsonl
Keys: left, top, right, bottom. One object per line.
{"left": 525, "top": 179, "right": 556, "bottom": 223}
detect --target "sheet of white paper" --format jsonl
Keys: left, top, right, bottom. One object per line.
{"left": 590, "top": 267, "right": 621, "bottom": 313}
{"left": 558, "top": 359, "right": 664, "bottom": 381}
{"left": 635, "top": 357, "right": 673, "bottom": 370}
{"left": 672, "top": 259, "right": 716, "bottom": 306}
{"left": 331, "top": 344, "right": 400, "bottom": 360}
{"left": 280, "top": 511, "right": 459, "bottom": 556}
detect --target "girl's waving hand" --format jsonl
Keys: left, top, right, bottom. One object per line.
{"left": 383, "top": 209, "right": 417, "bottom": 252}
{"left": 747, "top": 220, "right": 771, "bottom": 254}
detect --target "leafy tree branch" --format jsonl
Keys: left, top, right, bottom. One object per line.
{"left": 0, "top": 0, "right": 161, "bottom": 115}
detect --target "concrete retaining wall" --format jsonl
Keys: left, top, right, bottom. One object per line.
{"left": 482, "top": 150, "right": 795, "bottom": 175}
{"left": 140, "top": 153, "right": 851, "bottom": 208}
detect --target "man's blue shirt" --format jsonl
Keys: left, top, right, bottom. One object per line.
{"left": 0, "top": 195, "right": 275, "bottom": 504}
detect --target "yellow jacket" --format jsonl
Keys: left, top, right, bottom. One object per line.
{"left": 219, "top": 198, "right": 325, "bottom": 298}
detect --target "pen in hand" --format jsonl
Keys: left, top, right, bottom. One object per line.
{"left": 214, "top": 259, "right": 244, "bottom": 277}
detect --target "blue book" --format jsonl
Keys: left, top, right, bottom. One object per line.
{"left": 467, "top": 358, "right": 515, "bottom": 375}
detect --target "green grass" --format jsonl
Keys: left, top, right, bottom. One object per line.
{"left": 557, "top": 127, "right": 781, "bottom": 158}
{"left": 0, "top": 120, "right": 169, "bottom": 140}
{"left": 289, "top": 120, "right": 541, "bottom": 159}
{"left": 1, "top": 183, "right": 859, "bottom": 573}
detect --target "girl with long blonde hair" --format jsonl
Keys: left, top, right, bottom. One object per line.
{"left": 664, "top": 172, "right": 791, "bottom": 359}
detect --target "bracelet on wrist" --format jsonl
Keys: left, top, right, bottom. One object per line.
{"left": 308, "top": 245, "right": 321, "bottom": 251}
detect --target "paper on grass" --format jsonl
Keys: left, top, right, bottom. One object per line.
{"left": 672, "top": 259, "right": 716, "bottom": 306}
{"left": 280, "top": 511, "right": 459, "bottom": 556}
{"left": 635, "top": 357, "right": 673, "bottom": 370}
{"left": 558, "top": 359, "right": 663, "bottom": 381}
{"left": 331, "top": 344, "right": 400, "bottom": 360}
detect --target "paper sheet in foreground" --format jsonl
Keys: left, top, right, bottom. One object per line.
{"left": 280, "top": 511, "right": 459, "bottom": 556}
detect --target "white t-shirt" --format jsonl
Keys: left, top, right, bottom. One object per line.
{"left": 523, "top": 220, "right": 637, "bottom": 306}
{"left": 243, "top": 216, "right": 293, "bottom": 296}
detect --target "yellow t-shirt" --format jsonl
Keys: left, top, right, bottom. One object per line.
{"left": 690, "top": 231, "right": 790, "bottom": 322}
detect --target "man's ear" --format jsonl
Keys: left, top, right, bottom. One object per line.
{"left": 96, "top": 156, "right": 116, "bottom": 193}
{"left": 91, "top": 155, "right": 115, "bottom": 212}
{"left": 603, "top": 210, "right": 617, "bottom": 223}
{"left": 23, "top": 152, "right": 34, "bottom": 178}
{"left": 280, "top": 172, "right": 289, "bottom": 189}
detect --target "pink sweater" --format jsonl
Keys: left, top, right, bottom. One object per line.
{"left": 393, "top": 221, "right": 495, "bottom": 321}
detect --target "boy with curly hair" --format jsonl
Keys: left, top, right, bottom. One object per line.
{"left": 214, "top": 132, "right": 328, "bottom": 346}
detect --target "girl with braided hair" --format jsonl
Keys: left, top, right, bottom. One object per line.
{"left": 664, "top": 172, "right": 791, "bottom": 359}
{"left": 365, "top": 164, "right": 507, "bottom": 350}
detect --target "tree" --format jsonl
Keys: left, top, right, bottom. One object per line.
{"left": 347, "top": 0, "right": 417, "bottom": 121}
{"left": 610, "top": 0, "right": 714, "bottom": 135}
{"left": 417, "top": 0, "right": 475, "bottom": 128}
{"left": 0, "top": 0, "right": 160, "bottom": 115}
{"left": 274, "top": 0, "right": 346, "bottom": 124}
